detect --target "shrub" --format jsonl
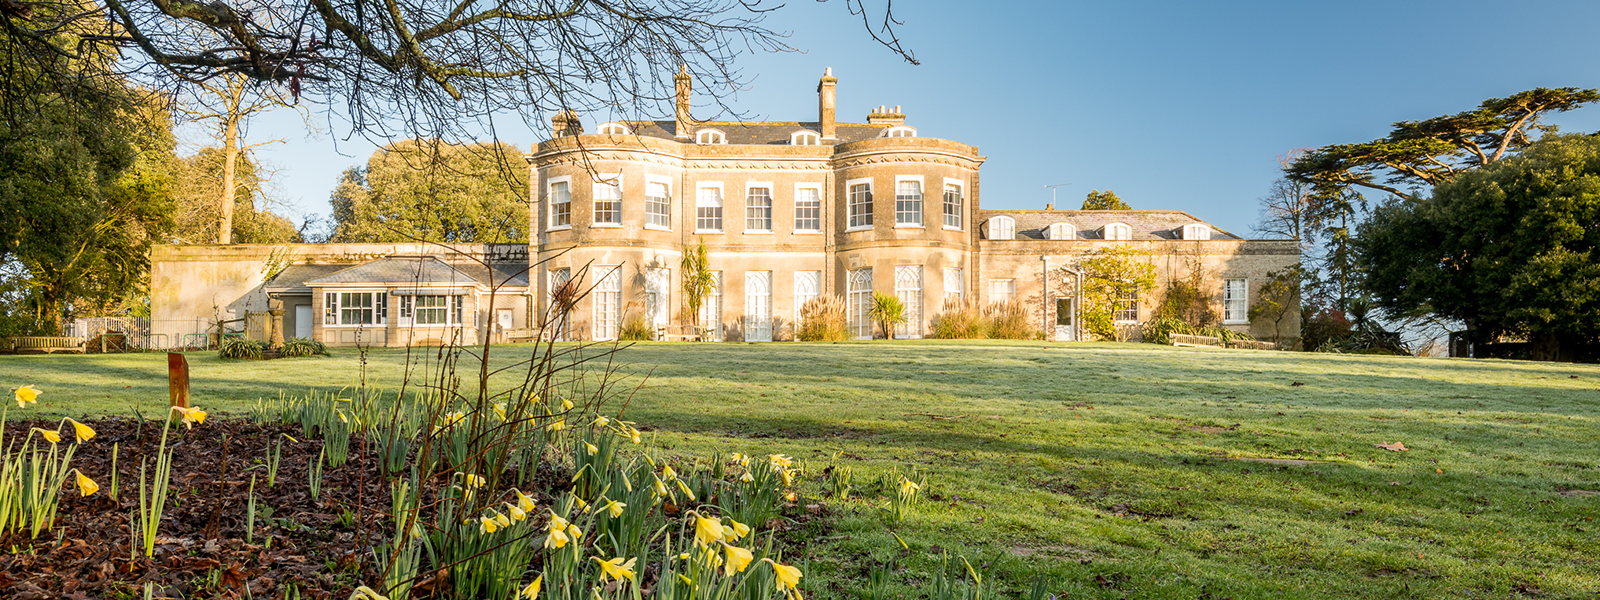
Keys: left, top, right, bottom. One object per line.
{"left": 985, "top": 301, "right": 1038, "bottom": 340}
{"left": 798, "top": 295, "right": 848, "bottom": 341}
{"left": 1140, "top": 315, "right": 1190, "bottom": 345}
{"left": 280, "top": 337, "right": 329, "bottom": 358}
{"left": 618, "top": 311, "right": 654, "bottom": 341}
{"left": 870, "top": 292, "right": 908, "bottom": 340}
{"left": 930, "top": 298, "right": 986, "bottom": 339}
{"left": 218, "top": 337, "right": 265, "bottom": 359}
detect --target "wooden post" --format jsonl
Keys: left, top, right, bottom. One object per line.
{"left": 167, "top": 352, "right": 190, "bottom": 409}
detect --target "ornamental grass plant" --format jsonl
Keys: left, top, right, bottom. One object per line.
{"left": 796, "top": 295, "right": 848, "bottom": 341}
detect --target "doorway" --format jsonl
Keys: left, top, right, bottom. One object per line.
{"left": 1055, "top": 297, "right": 1076, "bottom": 341}
{"left": 294, "top": 305, "right": 312, "bottom": 339}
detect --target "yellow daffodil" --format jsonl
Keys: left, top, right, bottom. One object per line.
{"left": 172, "top": 406, "right": 207, "bottom": 428}
{"left": 13, "top": 384, "right": 39, "bottom": 408}
{"left": 740, "top": 471, "right": 754, "bottom": 483}
{"left": 480, "top": 515, "right": 500, "bottom": 534}
{"left": 463, "top": 473, "right": 485, "bottom": 488}
{"left": 545, "top": 419, "right": 565, "bottom": 433}
{"left": 495, "top": 511, "right": 511, "bottom": 527}
{"left": 33, "top": 428, "right": 60, "bottom": 444}
{"left": 778, "top": 467, "right": 794, "bottom": 487}
{"left": 628, "top": 426, "right": 642, "bottom": 445}
{"left": 592, "top": 415, "right": 609, "bottom": 428}
{"left": 602, "top": 498, "right": 627, "bottom": 518}
{"left": 571, "top": 493, "right": 589, "bottom": 512}
{"left": 724, "top": 517, "right": 750, "bottom": 541}
{"left": 692, "top": 512, "right": 724, "bottom": 547}
{"left": 508, "top": 503, "right": 527, "bottom": 522}
{"left": 63, "top": 418, "right": 95, "bottom": 443}
{"left": 730, "top": 452, "right": 745, "bottom": 463}
{"left": 768, "top": 454, "right": 793, "bottom": 468}
{"left": 653, "top": 476, "right": 669, "bottom": 499}
{"left": 544, "top": 512, "right": 571, "bottom": 548}
{"left": 591, "top": 556, "right": 637, "bottom": 582}
{"left": 584, "top": 442, "right": 599, "bottom": 455}
{"left": 561, "top": 398, "right": 574, "bottom": 410}
{"left": 350, "top": 586, "right": 391, "bottom": 600}
{"left": 675, "top": 478, "right": 697, "bottom": 501}
{"left": 515, "top": 489, "right": 537, "bottom": 512}
{"left": 662, "top": 465, "right": 678, "bottom": 481}
{"left": 74, "top": 470, "right": 98, "bottom": 496}
{"left": 722, "top": 543, "right": 753, "bottom": 575}
{"left": 493, "top": 403, "right": 508, "bottom": 422}
{"left": 520, "top": 575, "right": 542, "bottom": 599}
{"left": 900, "top": 477, "right": 921, "bottom": 497}
{"left": 763, "top": 559, "right": 803, "bottom": 595}
{"left": 566, "top": 522, "right": 583, "bottom": 542}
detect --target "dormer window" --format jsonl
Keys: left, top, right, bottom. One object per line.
{"left": 1047, "top": 222, "right": 1076, "bottom": 240}
{"left": 597, "top": 122, "right": 630, "bottom": 135}
{"left": 880, "top": 126, "right": 917, "bottom": 138}
{"left": 697, "top": 129, "right": 726, "bottom": 145}
{"left": 988, "top": 216, "right": 1015, "bottom": 240}
{"left": 791, "top": 131, "right": 820, "bottom": 146}
{"left": 1181, "top": 223, "right": 1211, "bottom": 240}
{"left": 1101, "top": 222, "right": 1132, "bottom": 241}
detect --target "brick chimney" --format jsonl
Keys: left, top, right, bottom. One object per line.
{"left": 867, "top": 105, "right": 905, "bottom": 126}
{"left": 818, "top": 67, "right": 837, "bottom": 140}
{"left": 675, "top": 65, "right": 692, "bottom": 139}
{"left": 551, "top": 109, "right": 583, "bottom": 137}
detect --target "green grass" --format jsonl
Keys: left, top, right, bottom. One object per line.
{"left": 6, "top": 341, "right": 1600, "bottom": 598}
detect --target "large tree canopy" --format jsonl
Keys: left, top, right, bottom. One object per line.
{"left": 1286, "top": 88, "right": 1599, "bottom": 200}
{"left": 329, "top": 139, "right": 527, "bottom": 242}
{"left": 1358, "top": 134, "right": 1600, "bottom": 361}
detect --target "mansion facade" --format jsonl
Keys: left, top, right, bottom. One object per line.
{"left": 149, "top": 68, "right": 1299, "bottom": 347}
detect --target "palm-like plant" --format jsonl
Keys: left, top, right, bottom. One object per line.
{"left": 870, "top": 292, "right": 909, "bottom": 340}
{"left": 680, "top": 239, "right": 715, "bottom": 340}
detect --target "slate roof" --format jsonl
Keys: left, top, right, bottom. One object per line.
{"left": 263, "top": 264, "right": 352, "bottom": 293}
{"left": 976, "top": 210, "right": 1241, "bottom": 241}
{"left": 303, "top": 257, "right": 529, "bottom": 289}
{"left": 615, "top": 120, "right": 892, "bottom": 145}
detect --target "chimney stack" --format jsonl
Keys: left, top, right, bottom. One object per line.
{"left": 551, "top": 109, "right": 583, "bottom": 137}
{"left": 674, "top": 65, "right": 692, "bottom": 139}
{"left": 867, "top": 104, "right": 905, "bottom": 126}
{"left": 817, "top": 67, "right": 837, "bottom": 140}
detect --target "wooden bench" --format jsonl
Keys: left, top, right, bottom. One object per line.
{"left": 504, "top": 328, "right": 544, "bottom": 343}
{"left": 1169, "top": 334, "right": 1223, "bottom": 348}
{"left": 1227, "top": 340, "right": 1278, "bottom": 351}
{"left": 7, "top": 336, "right": 86, "bottom": 353}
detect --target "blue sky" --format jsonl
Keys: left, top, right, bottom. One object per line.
{"left": 240, "top": 0, "right": 1600, "bottom": 237}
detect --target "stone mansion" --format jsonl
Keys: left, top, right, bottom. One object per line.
{"left": 149, "top": 68, "right": 1300, "bottom": 347}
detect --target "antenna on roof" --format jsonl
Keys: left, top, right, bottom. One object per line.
{"left": 1045, "top": 183, "right": 1072, "bottom": 209}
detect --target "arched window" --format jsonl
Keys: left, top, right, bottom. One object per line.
{"left": 596, "top": 122, "right": 630, "bottom": 135}
{"left": 988, "top": 216, "right": 1015, "bottom": 240}
{"left": 791, "top": 131, "right": 820, "bottom": 146}
{"left": 696, "top": 129, "right": 726, "bottom": 145}
{"left": 1047, "top": 222, "right": 1076, "bottom": 240}
{"left": 1101, "top": 222, "right": 1132, "bottom": 241}
{"left": 879, "top": 126, "right": 917, "bottom": 138}
{"left": 1181, "top": 223, "right": 1211, "bottom": 240}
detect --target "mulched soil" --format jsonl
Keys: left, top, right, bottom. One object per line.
{"left": 0, "top": 418, "right": 833, "bottom": 600}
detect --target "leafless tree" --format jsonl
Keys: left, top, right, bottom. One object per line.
{"left": 1253, "top": 149, "right": 1316, "bottom": 249}
{"left": 3, "top": 0, "right": 917, "bottom": 142}
{"left": 177, "top": 73, "right": 307, "bottom": 243}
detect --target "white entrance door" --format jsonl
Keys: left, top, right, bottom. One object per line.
{"left": 646, "top": 267, "right": 669, "bottom": 333}
{"left": 1055, "top": 297, "right": 1076, "bottom": 341}
{"left": 594, "top": 267, "right": 621, "bottom": 341}
{"left": 895, "top": 266, "right": 923, "bottom": 339}
{"left": 294, "top": 305, "right": 312, "bottom": 339}
{"left": 744, "top": 271, "right": 772, "bottom": 342}
{"left": 848, "top": 268, "right": 873, "bottom": 339}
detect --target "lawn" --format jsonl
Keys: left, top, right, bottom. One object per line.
{"left": 5, "top": 341, "right": 1599, "bottom": 598}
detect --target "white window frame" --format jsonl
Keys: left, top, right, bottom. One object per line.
{"left": 324, "top": 291, "right": 386, "bottom": 327}
{"left": 547, "top": 175, "right": 572, "bottom": 231}
{"left": 597, "top": 122, "right": 631, "bottom": 135}
{"left": 1224, "top": 278, "right": 1249, "bottom": 324}
{"left": 794, "top": 270, "right": 821, "bottom": 325}
{"left": 1183, "top": 223, "right": 1212, "bottom": 240}
{"left": 988, "top": 216, "right": 1015, "bottom": 240}
{"left": 645, "top": 175, "right": 673, "bottom": 231}
{"left": 943, "top": 267, "right": 964, "bottom": 302}
{"left": 794, "top": 183, "right": 823, "bottom": 233}
{"left": 409, "top": 295, "right": 462, "bottom": 326}
{"left": 593, "top": 266, "right": 622, "bottom": 341}
{"left": 894, "top": 175, "right": 924, "bottom": 228}
{"left": 1114, "top": 288, "right": 1139, "bottom": 323}
{"left": 942, "top": 178, "right": 964, "bottom": 231}
{"left": 791, "top": 131, "right": 820, "bottom": 146}
{"left": 880, "top": 126, "right": 917, "bottom": 138}
{"left": 1102, "top": 222, "right": 1132, "bottom": 241}
{"left": 744, "top": 182, "right": 773, "bottom": 233}
{"left": 646, "top": 267, "right": 670, "bottom": 331}
{"left": 695, "top": 183, "right": 724, "bottom": 233}
{"left": 846, "top": 178, "right": 873, "bottom": 231}
{"left": 1048, "top": 222, "right": 1076, "bottom": 240}
{"left": 698, "top": 271, "right": 723, "bottom": 341}
{"left": 592, "top": 173, "right": 622, "bottom": 228}
{"left": 745, "top": 271, "right": 773, "bottom": 342}
{"left": 849, "top": 268, "right": 874, "bottom": 339}
{"left": 696, "top": 129, "right": 726, "bottom": 145}
{"left": 988, "top": 279, "right": 1015, "bottom": 305}
{"left": 895, "top": 265, "right": 923, "bottom": 339}
{"left": 547, "top": 267, "right": 572, "bottom": 341}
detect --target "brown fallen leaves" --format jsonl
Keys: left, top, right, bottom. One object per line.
{"left": 1376, "top": 441, "right": 1409, "bottom": 451}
